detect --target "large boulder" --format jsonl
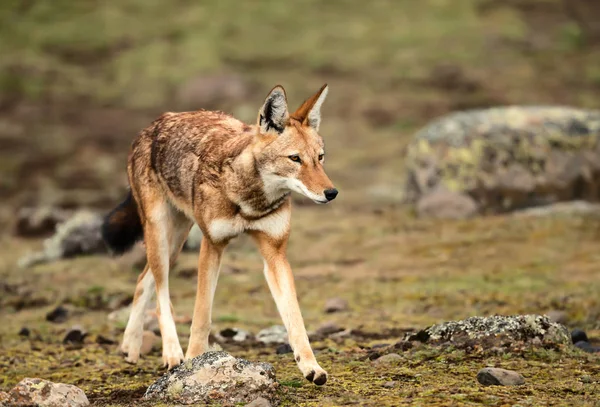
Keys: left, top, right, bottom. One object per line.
{"left": 405, "top": 106, "right": 600, "bottom": 216}
{"left": 144, "top": 351, "right": 278, "bottom": 405}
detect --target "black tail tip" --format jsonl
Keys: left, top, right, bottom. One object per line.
{"left": 101, "top": 192, "right": 143, "bottom": 255}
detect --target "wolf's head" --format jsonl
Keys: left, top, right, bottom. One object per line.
{"left": 254, "top": 85, "right": 337, "bottom": 204}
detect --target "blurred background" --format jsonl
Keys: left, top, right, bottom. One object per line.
{"left": 1, "top": 0, "right": 599, "bottom": 217}
{"left": 1, "top": 1, "right": 600, "bottom": 405}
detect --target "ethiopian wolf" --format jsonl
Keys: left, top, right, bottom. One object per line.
{"left": 101, "top": 84, "right": 337, "bottom": 385}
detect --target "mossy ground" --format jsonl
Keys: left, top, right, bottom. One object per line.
{"left": 1, "top": 209, "right": 600, "bottom": 406}
{"left": 1, "top": 1, "right": 600, "bottom": 406}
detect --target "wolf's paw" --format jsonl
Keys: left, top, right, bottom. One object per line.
{"left": 121, "top": 332, "right": 143, "bottom": 364}
{"left": 162, "top": 340, "right": 184, "bottom": 370}
{"left": 299, "top": 361, "right": 328, "bottom": 386}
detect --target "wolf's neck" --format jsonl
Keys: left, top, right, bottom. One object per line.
{"left": 225, "top": 153, "right": 290, "bottom": 219}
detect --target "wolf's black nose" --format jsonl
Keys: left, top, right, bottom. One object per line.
{"left": 324, "top": 188, "right": 338, "bottom": 201}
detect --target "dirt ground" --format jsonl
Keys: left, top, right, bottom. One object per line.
{"left": 1, "top": 1, "right": 599, "bottom": 406}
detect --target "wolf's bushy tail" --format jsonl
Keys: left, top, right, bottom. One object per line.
{"left": 101, "top": 191, "right": 143, "bottom": 255}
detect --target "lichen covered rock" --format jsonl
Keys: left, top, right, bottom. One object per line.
{"left": 411, "top": 315, "right": 570, "bottom": 350}
{"left": 405, "top": 106, "right": 600, "bottom": 215}
{"left": 4, "top": 378, "right": 89, "bottom": 407}
{"left": 144, "top": 351, "right": 278, "bottom": 405}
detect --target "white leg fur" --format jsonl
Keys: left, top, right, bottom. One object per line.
{"left": 146, "top": 205, "right": 184, "bottom": 369}
{"left": 121, "top": 269, "right": 154, "bottom": 363}
{"left": 261, "top": 258, "right": 328, "bottom": 385}
{"left": 186, "top": 239, "right": 223, "bottom": 359}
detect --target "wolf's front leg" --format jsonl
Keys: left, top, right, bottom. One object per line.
{"left": 252, "top": 231, "right": 328, "bottom": 386}
{"left": 186, "top": 238, "right": 224, "bottom": 359}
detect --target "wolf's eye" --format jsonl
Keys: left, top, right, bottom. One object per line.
{"left": 318, "top": 154, "right": 324, "bottom": 161}
{"left": 289, "top": 155, "right": 302, "bottom": 163}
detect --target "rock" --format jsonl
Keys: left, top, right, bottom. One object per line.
{"left": 246, "top": 397, "right": 272, "bottom": 407}
{"left": 5, "top": 378, "right": 89, "bottom": 406}
{"left": 140, "top": 330, "right": 159, "bottom": 355}
{"left": 276, "top": 344, "right": 293, "bottom": 355}
{"left": 46, "top": 305, "right": 70, "bottom": 323}
{"left": 315, "top": 322, "right": 344, "bottom": 336}
{"left": 63, "top": 326, "right": 88, "bottom": 344}
{"left": 404, "top": 106, "right": 600, "bottom": 215}
{"left": 477, "top": 368, "right": 525, "bottom": 386}
{"left": 574, "top": 341, "right": 600, "bottom": 353}
{"left": 545, "top": 310, "right": 569, "bottom": 325}
{"left": 0, "top": 391, "right": 9, "bottom": 404}
{"left": 514, "top": 201, "right": 600, "bottom": 218}
{"left": 580, "top": 375, "right": 592, "bottom": 384}
{"left": 18, "top": 211, "right": 107, "bottom": 268}
{"left": 183, "top": 224, "right": 203, "bottom": 251}
{"left": 324, "top": 297, "right": 349, "bottom": 313}
{"left": 95, "top": 335, "right": 117, "bottom": 345}
{"left": 257, "top": 325, "right": 288, "bottom": 345}
{"left": 18, "top": 327, "right": 30, "bottom": 337}
{"left": 15, "top": 207, "right": 71, "bottom": 238}
{"left": 412, "top": 315, "right": 570, "bottom": 350}
{"left": 373, "top": 353, "right": 403, "bottom": 365}
{"left": 571, "top": 329, "right": 589, "bottom": 344}
{"left": 382, "top": 381, "right": 396, "bottom": 388}
{"left": 216, "top": 327, "right": 252, "bottom": 343}
{"left": 416, "top": 188, "right": 479, "bottom": 219}
{"left": 144, "top": 351, "right": 277, "bottom": 405}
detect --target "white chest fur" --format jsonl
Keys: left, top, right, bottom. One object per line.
{"left": 208, "top": 209, "right": 290, "bottom": 242}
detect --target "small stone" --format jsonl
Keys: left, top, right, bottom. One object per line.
{"left": 63, "top": 326, "right": 88, "bottom": 344}
{"left": 373, "top": 353, "right": 403, "bottom": 365}
{"left": 580, "top": 375, "right": 592, "bottom": 384}
{"left": 477, "top": 368, "right": 525, "bottom": 386}
{"left": 246, "top": 397, "right": 272, "bottom": 407}
{"left": 276, "top": 344, "right": 293, "bottom": 355}
{"left": 217, "top": 327, "right": 252, "bottom": 343}
{"left": 18, "top": 327, "right": 30, "bottom": 337}
{"left": 324, "top": 298, "right": 349, "bottom": 313}
{"left": 6, "top": 378, "right": 89, "bottom": 406}
{"left": 95, "top": 335, "right": 116, "bottom": 345}
{"left": 546, "top": 310, "right": 568, "bottom": 325}
{"left": 416, "top": 189, "right": 479, "bottom": 220}
{"left": 574, "top": 341, "right": 599, "bottom": 353}
{"left": 571, "top": 329, "right": 589, "bottom": 344}
{"left": 46, "top": 305, "right": 69, "bottom": 323}
{"left": 315, "top": 322, "right": 344, "bottom": 336}
{"left": 257, "top": 325, "right": 288, "bottom": 345}
{"left": 382, "top": 381, "right": 396, "bottom": 388}
{"left": 144, "top": 351, "right": 277, "bottom": 405}
{"left": 140, "top": 330, "right": 159, "bottom": 355}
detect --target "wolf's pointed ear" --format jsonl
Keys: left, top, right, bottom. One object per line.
{"left": 258, "top": 85, "right": 289, "bottom": 135}
{"left": 291, "top": 84, "right": 328, "bottom": 131}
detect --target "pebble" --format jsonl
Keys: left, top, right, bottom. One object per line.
{"left": 63, "top": 326, "right": 88, "bottom": 344}
{"left": 373, "top": 353, "right": 403, "bottom": 365}
{"left": 257, "top": 325, "right": 287, "bottom": 345}
{"left": 276, "top": 344, "right": 293, "bottom": 355}
{"left": 382, "top": 381, "right": 396, "bottom": 388}
{"left": 571, "top": 329, "right": 589, "bottom": 344}
{"left": 46, "top": 305, "right": 69, "bottom": 323}
{"left": 18, "top": 327, "right": 30, "bottom": 337}
{"left": 574, "top": 341, "right": 600, "bottom": 353}
{"left": 315, "top": 321, "right": 344, "bottom": 336}
{"left": 324, "top": 297, "right": 349, "bottom": 313}
{"left": 246, "top": 397, "right": 273, "bottom": 407}
{"left": 477, "top": 367, "right": 525, "bottom": 386}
